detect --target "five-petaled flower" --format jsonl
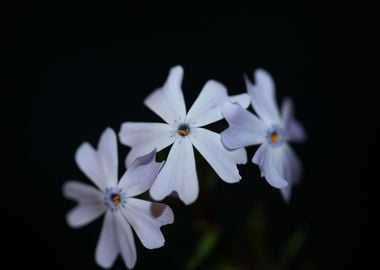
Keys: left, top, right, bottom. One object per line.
{"left": 63, "top": 128, "right": 174, "bottom": 269}
{"left": 119, "top": 65, "right": 250, "bottom": 205}
{"left": 221, "top": 69, "right": 306, "bottom": 201}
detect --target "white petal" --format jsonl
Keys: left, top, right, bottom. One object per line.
{"left": 98, "top": 128, "right": 118, "bottom": 187}
{"left": 221, "top": 101, "right": 266, "bottom": 150}
{"left": 150, "top": 138, "right": 199, "bottom": 205}
{"left": 186, "top": 81, "right": 251, "bottom": 127}
{"left": 95, "top": 212, "right": 119, "bottom": 269}
{"left": 229, "top": 93, "right": 251, "bottom": 109}
{"left": 75, "top": 142, "right": 106, "bottom": 191}
{"left": 246, "top": 69, "right": 281, "bottom": 125}
{"left": 279, "top": 144, "right": 302, "bottom": 202}
{"left": 186, "top": 80, "right": 225, "bottom": 127}
{"left": 119, "top": 149, "right": 164, "bottom": 197}
{"left": 123, "top": 198, "right": 174, "bottom": 249}
{"left": 115, "top": 212, "right": 137, "bottom": 269}
{"left": 144, "top": 66, "right": 187, "bottom": 124}
{"left": 190, "top": 128, "right": 246, "bottom": 183}
{"left": 280, "top": 187, "right": 292, "bottom": 202}
{"left": 119, "top": 122, "right": 176, "bottom": 166}
{"left": 63, "top": 181, "right": 103, "bottom": 204}
{"left": 66, "top": 202, "right": 106, "bottom": 228}
{"left": 281, "top": 98, "right": 307, "bottom": 142}
{"left": 251, "top": 144, "right": 267, "bottom": 177}
{"left": 252, "top": 144, "right": 288, "bottom": 188}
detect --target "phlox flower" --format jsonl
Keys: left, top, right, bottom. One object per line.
{"left": 221, "top": 69, "right": 306, "bottom": 201}
{"left": 63, "top": 128, "right": 174, "bottom": 269}
{"left": 119, "top": 66, "right": 250, "bottom": 205}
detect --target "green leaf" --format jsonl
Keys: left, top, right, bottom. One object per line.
{"left": 186, "top": 228, "right": 220, "bottom": 269}
{"left": 277, "top": 226, "right": 309, "bottom": 269}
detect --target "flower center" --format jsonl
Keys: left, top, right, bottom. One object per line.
{"left": 104, "top": 187, "right": 127, "bottom": 211}
{"left": 111, "top": 193, "right": 121, "bottom": 206}
{"left": 266, "top": 125, "right": 285, "bottom": 147}
{"left": 178, "top": 124, "right": 190, "bottom": 136}
{"left": 269, "top": 132, "right": 279, "bottom": 143}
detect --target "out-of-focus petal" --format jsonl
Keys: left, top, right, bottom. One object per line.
{"left": 252, "top": 145, "right": 288, "bottom": 188}
{"left": 229, "top": 93, "right": 251, "bottom": 109}
{"left": 279, "top": 144, "right": 302, "bottom": 202}
{"left": 281, "top": 98, "right": 307, "bottom": 142}
{"left": 221, "top": 101, "right": 266, "bottom": 150}
{"left": 245, "top": 69, "right": 281, "bottom": 125}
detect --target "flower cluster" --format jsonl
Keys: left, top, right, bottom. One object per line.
{"left": 63, "top": 66, "right": 305, "bottom": 269}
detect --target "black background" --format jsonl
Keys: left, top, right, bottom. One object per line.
{"left": 3, "top": 1, "right": 374, "bottom": 269}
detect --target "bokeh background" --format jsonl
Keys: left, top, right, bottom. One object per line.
{"left": 3, "top": 1, "right": 374, "bottom": 269}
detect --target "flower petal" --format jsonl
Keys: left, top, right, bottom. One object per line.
{"left": 185, "top": 80, "right": 225, "bottom": 127}
{"left": 252, "top": 144, "right": 288, "bottom": 188}
{"left": 245, "top": 69, "right": 281, "bottom": 125}
{"left": 66, "top": 202, "right": 106, "bottom": 229}
{"left": 221, "top": 101, "right": 266, "bottom": 150}
{"left": 190, "top": 128, "right": 246, "bottom": 183}
{"left": 186, "top": 80, "right": 250, "bottom": 127}
{"left": 63, "top": 180, "right": 104, "bottom": 204}
{"left": 123, "top": 198, "right": 174, "bottom": 249}
{"left": 229, "top": 93, "right": 251, "bottom": 109}
{"left": 150, "top": 138, "right": 199, "bottom": 205}
{"left": 281, "top": 98, "right": 307, "bottom": 142}
{"left": 95, "top": 212, "right": 119, "bottom": 269}
{"left": 63, "top": 181, "right": 105, "bottom": 228}
{"left": 75, "top": 142, "right": 107, "bottom": 191}
{"left": 144, "top": 66, "right": 187, "bottom": 125}
{"left": 98, "top": 128, "right": 118, "bottom": 187}
{"left": 119, "top": 122, "right": 176, "bottom": 166}
{"left": 119, "top": 149, "right": 164, "bottom": 197}
{"left": 279, "top": 144, "right": 302, "bottom": 202}
{"left": 115, "top": 212, "right": 137, "bottom": 269}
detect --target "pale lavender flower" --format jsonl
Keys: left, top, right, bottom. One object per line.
{"left": 63, "top": 128, "right": 174, "bottom": 269}
{"left": 221, "top": 69, "right": 306, "bottom": 201}
{"left": 119, "top": 66, "right": 250, "bottom": 205}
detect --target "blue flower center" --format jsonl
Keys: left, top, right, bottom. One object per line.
{"left": 104, "top": 187, "right": 127, "bottom": 211}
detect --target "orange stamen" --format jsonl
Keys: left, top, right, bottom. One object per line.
{"left": 270, "top": 132, "right": 279, "bottom": 143}
{"left": 178, "top": 128, "right": 190, "bottom": 136}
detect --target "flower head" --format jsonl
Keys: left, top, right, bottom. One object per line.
{"left": 221, "top": 69, "right": 306, "bottom": 201}
{"left": 119, "top": 66, "right": 250, "bottom": 205}
{"left": 63, "top": 128, "right": 174, "bottom": 269}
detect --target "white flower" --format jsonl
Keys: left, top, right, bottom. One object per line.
{"left": 63, "top": 128, "right": 174, "bottom": 269}
{"left": 221, "top": 69, "right": 306, "bottom": 201}
{"left": 119, "top": 66, "right": 250, "bottom": 205}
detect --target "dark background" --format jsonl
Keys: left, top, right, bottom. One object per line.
{"left": 3, "top": 1, "right": 374, "bottom": 269}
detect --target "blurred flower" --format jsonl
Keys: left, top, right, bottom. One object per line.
{"left": 119, "top": 66, "right": 250, "bottom": 205}
{"left": 221, "top": 69, "right": 306, "bottom": 201}
{"left": 63, "top": 128, "right": 174, "bottom": 269}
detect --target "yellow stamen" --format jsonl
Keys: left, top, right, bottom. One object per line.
{"left": 178, "top": 128, "right": 190, "bottom": 136}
